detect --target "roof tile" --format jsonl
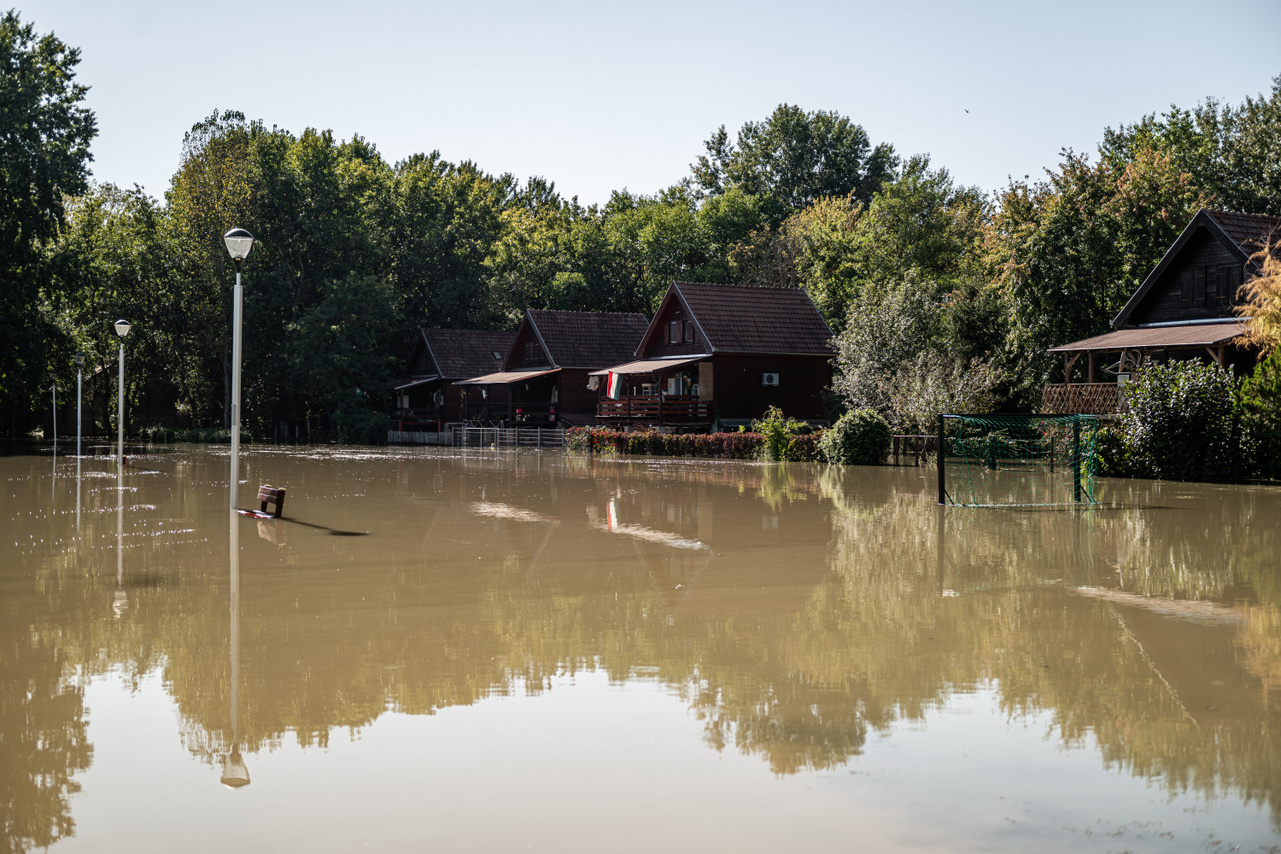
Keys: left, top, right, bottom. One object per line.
{"left": 528, "top": 310, "right": 650, "bottom": 368}
{"left": 674, "top": 282, "right": 833, "bottom": 354}
{"left": 421, "top": 328, "right": 514, "bottom": 379}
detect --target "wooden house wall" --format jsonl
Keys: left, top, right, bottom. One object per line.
{"left": 408, "top": 342, "right": 438, "bottom": 376}
{"left": 1130, "top": 229, "right": 1247, "bottom": 326}
{"left": 712, "top": 354, "right": 831, "bottom": 422}
{"left": 508, "top": 324, "right": 551, "bottom": 370}
{"left": 557, "top": 369, "right": 598, "bottom": 423}
{"left": 644, "top": 299, "right": 708, "bottom": 358}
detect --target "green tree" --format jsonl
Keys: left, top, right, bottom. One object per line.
{"left": 987, "top": 146, "right": 1207, "bottom": 404}
{"left": 691, "top": 104, "right": 896, "bottom": 220}
{"left": 0, "top": 10, "right": 96, "bottom": 431}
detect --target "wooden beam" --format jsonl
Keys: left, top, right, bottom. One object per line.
{"left": 1088, "top": 351, "right": 1095, "bottom": 384}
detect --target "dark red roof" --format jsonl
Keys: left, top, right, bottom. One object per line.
{"left": 420, "top": 328, "right": 514, "bottom": 379}
{"left": 1205, "top": 210, "right": 1281, "bottom": 255}
{"left": 527, "top": 310, "right": 650, "bottom": 368}
{"left": 673, "top": 282, "right": 833, "bottom": 355}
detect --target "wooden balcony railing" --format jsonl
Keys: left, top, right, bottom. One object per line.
{"left": 597, "top": 394, "right": 714, "bottom": 422}
{"left": 397, "top": 407, "right": 444, "bottom": 429}
{"left": 1041, "top": 383, "right": 1123, "bottom": 415}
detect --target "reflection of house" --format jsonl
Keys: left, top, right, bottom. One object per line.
{"left": 456, "top": 310, "right": 649, "bottom": 426}
{"left": 394, "top": 328, "right": 514, "bottom": 430}
{"left": 593, "top": 282, "right": 834, "bottom": 429}
{"left": 1045, "top": 209, "right": 1280, "bottom": 414}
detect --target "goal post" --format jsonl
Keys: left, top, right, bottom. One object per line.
{"left": 938, "top": 413, "right": 1101, "bottom": 507}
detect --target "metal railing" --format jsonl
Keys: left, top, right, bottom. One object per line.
{"left": 453, "top": 427, "right": 564, "bottom": 449}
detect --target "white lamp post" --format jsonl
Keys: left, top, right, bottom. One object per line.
{"left": 49, "top": 369, "right": 57, "bottom": 456}
{"left": 114, "top": 320, "right": 131, "bottom": 467}
{"left": 223, "top": 228, "right": 254, "bottom": 510}
{"left": 74, "top": 353, "right": 84, "bottom": 459}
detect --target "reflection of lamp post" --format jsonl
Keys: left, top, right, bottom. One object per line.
{"left": 220, "top": 504, "right": 250, "bottom": 788}
{"left": 114, "top": 468, "right": 127, "bottom": 617}
{"left": 114, "top": 320, "right": 131, "bottom": 467}
{"left": 74, "top": 353, "right": 84, "bottom": 459}
{"left": 223, "top": 228, "right": 253, "bottom": 510}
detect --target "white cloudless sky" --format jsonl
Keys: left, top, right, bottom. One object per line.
{"left": 16, "top": 0, "right": 1281, "bottom": 206}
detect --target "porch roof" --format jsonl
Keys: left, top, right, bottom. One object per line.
{"left": 588, "top": 355, "right": 707, "bottom": 377}
{"left": 455, "top": 367, "right": 560, "bottom": 386}
{"left": 394, "top": 375, "right": 440, "bottom": 391}
{"left": 1048, "top": 321, "right": 1247, "bottom": 353}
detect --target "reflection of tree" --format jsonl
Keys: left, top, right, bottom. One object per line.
{"left": 11, "top": 450, "right": 1281, "bottom": 837}
{"left": 0, "top": 617, "right": 91, "bottom": 854}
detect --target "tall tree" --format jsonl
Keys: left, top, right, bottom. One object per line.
{"left": 0, "top": 11, "right": 96, "bottom": 430}
{"left": 691, "top": 104, "right": 896, "bottom": 221}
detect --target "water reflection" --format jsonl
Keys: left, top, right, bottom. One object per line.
{"left": 2, "top": 450, "right": 1281, "bottom": 851}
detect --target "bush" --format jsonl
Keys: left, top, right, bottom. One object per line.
{"left": 819, "top": 409, "right": 891, "bottom": 465}
{"left": 751, "top": 406, "right": 810, "bottom": 461}
{"left": 139, "top": 425, "right": 250, "bottom": 444}
{"left": 564, "top": 427, "right": 768, "bottom": 459}
{"left": 1122, "top": 361, "right": 1238, "bottom": 481}
{"left": 1094, "top": 424, "right": 1133, "bottom": 478}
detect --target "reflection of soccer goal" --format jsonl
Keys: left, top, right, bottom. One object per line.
{"left": 938, "top": 414, "right": 1100, "bottom": 507}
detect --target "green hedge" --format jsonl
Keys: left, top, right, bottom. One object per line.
{"left": 568, "top": 427, "right": 823, "bottom": 460}
{"left": 139, "top": 425, "right": 251, "bottom": 444}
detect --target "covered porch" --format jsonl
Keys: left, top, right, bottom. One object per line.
{"left": 456, "top": 368, "right": 561, "bottom": 426}
{"left": 592, "top": 357, "right": 713, "bottom": 427}
{"left": 1043, "top": 321, "right": 1247, "bottom": 414}
{"left": 393, "top": 376, "right": 445, "bottom": 430}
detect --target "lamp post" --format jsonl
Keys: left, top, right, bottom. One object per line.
{"left": 114, "top": 320, "right": 131, "bottom": 467}
{"left": 223, "top": 228, "right": 253, "bottom": 510}
{"left": 49, "top": 369, "right": 57, "bottom": 456}
{"left": 74, "top": 353, "right": 84, "bottom": 459}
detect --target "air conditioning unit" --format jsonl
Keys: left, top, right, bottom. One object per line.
{"left": 762, "top": 373, "right": 780, "bottom": 387}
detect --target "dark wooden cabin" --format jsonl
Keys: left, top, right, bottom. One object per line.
{"left": 395, "top": 328, "right": 514, "bottom": 429}
{"left": 1044, "top": 209, "right": 1280, "bottom": 414}
{"left": 456, "top": 310, "right": 649, "bottom": 426}
{"left": 593, "top": 282, "right": 834, "bottom": 430}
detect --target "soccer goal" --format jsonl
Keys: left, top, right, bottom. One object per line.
{"left": 937, "top": 414, "right": 1101, "bottom": 507}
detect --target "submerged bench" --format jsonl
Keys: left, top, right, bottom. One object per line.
{"left": 257, "top": 485, "right": 286, "bottom": 518}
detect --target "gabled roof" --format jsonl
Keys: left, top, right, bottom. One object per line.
{"left": 638, "top": 282, "right": 833, "bottom": 356}
{"left": 1112, "top": 209, "right": 1281, "bottom": 328}
{"left": 419, "top": 328, "right": 513, "bottom": 379}
{"left": 525, "top": 310, "right": 649, "bottom": 369}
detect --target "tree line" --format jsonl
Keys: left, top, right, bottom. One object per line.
{"left": 4, "top": 10, "right": 1280, "bottom": 440}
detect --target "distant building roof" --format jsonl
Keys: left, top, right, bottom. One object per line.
{"left": 527, "top": 310, "right": 649, "bottom": 369}
{"left": 420, "top": 328, "right": 514, "bottom": 379}
{"left": 666, "top": 282, "right": 834, "bottom": 355}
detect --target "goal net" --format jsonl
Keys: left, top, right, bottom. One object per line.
{"left": 938, "top": 414, "right": 1100, "bottom": 507}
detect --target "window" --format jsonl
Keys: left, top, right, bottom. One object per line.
{"left": 669, "top": 320, "right": 682, "bottom": 343}
{"left": 684, "top": 321, "right": 694, "bottom": 343}
{"left": 492, "top": 350, "right": 503, "bottom": 360}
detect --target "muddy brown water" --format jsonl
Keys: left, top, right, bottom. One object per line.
{"left": 3, "top": 446, "right": 1281, "bottom": 852}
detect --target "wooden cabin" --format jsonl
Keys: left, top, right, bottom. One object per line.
{"left": 456, "top": 310, "right": 649, "bottom": 426}
{"left": 593, "top": 282, "right": 834, "bottom": 430}
{"left": 395, "top": 328, "right": 514, "bottom": 430}
{"left": 1044, "top": 209, "right": 1280, "bottom": 414}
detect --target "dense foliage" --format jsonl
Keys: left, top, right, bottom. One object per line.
{"left": 7, "top": 10, "right": 1281, "bottom": 449}
{"left": 818, "top": 409, "right": 891, "bottom": 465}
{"left": 1120, "top": 362, "right": 1239, "bottom": 481}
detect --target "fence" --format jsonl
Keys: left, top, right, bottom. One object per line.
{"left": 453, "top": 427, "right": 564, "bottom": 449}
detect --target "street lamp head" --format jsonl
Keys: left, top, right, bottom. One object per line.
{"left": 223, "top": 228, "right": 254, "bottom": 265}
{"left": 113, "top": 319, "right": 131, "bottom": 338}
{"left": 74, "top": 352, "right": 84, "bottom": 366}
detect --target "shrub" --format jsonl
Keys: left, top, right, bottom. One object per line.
{"left": 1094, "top": 424, "right": 1133, "bottom": 478}
{"left": 563, "top": 427, "right": 768, "bottom": 459}
{"left": 819, "top": 409, "right": 891, "bottom": 465}
{"left": 751, "top": 406, "right": 810, "bottom": 461}
{"left": 1121, "top": 361, "right": 1238, "bottom": 481}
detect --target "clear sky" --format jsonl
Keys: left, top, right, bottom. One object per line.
{"left": 17, "top": 0, "right": 1281, "bottom": 206}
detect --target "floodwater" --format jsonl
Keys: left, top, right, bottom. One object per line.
{"left": 3, "top": 447, "right": 1281, "bottom": 853}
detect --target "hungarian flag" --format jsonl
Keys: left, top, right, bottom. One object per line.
{"left": 606, "top": 371, "right": 622, "bottom": 400}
